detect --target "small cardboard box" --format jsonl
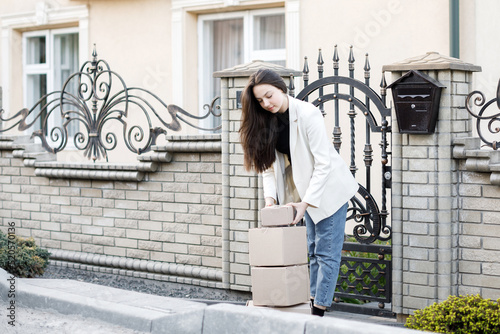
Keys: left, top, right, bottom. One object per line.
{"left": 251, "top": 264, "right": 310, "bottom": 307}
{"left": 261, "top": 205, "right": 295, "bottom": 227}
{"left": 248, "top": 226, "right": 307, "bottom": 267}
{"left": 246, "top": 300, "right": 311, "bottom": 315}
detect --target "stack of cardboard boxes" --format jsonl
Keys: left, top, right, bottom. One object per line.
{"left": 247, "top": 205, "right": 310, "bottom": 313}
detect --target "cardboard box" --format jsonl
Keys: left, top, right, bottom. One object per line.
{"left": 248, "top": 226, "right": 307, "bottom": 266}
{"left": 251, "top": 264, "right": 310, "bottom": 307}
{"left": 246, "top": 300, "right": 311, "bottom": 315}
{"left": 261, "top": 205, "right": 295, "bottom": 227}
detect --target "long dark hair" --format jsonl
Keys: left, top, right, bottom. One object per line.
{"left": 239, "top": 69, "right": 287, "bottom": 173}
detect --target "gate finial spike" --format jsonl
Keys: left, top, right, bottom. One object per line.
{"left": 303, "top": 56, "right": 309, "bottom": 74}
{"left": 380, "top": 72, "right": 387, "bottom": 89}
{"left": 333, "top": 45, "right": 339, "bottom": 62}
{"left": 303, "top": 56, "right": 309, "bottom": 88}
{"left": 333, "top": 45, "right": 339, "bottom": 72}
{"left": 348, "top": 45, "right": 355, "bottom": 63}
{"left": 364, "top": 53, "right": 370, "bottom": 71}
{"left": 317, "top": 48, "right": 324, "bottom": 66}
{"left": 380, "top": 72, "right": 387, "bottom": 98}
{"left": 92, "top": 44, "right": 97, "bottom": 59}
{"left": 364, "top": 53, "right": 371, "bottom": 79}
{"left": 289, "top": 73, "right": 295, "bottom": 97}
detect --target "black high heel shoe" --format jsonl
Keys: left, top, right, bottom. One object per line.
{"left": 310, "top": 298, "right": 325, "bottom": 317}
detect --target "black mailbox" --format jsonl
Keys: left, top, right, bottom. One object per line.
{"left": 388, "top": 70, "right": 445, "bottom": 134}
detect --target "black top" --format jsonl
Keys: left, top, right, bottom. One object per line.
{"left": 275, "top": 109, "right": 291, "bottom": 165}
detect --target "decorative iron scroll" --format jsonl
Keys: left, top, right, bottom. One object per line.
{"left": 465, "top": 79, "right": 500, "bottom": 150}
{"left": 0, "top": 46, "right": 221, "bottom": 161}
{"left": 347, "top": 185, "right": 391, "bottom": 244}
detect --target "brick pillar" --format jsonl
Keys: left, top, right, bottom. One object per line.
{"left": 214, "top": 62, "right": 301, "bottom": 291}
{"left": 383, "top": 52, "right": 481, "bottom": 318}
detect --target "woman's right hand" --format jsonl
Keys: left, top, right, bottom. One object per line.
{"left": 265, "top": 197, "right": 276, "bottom": 207}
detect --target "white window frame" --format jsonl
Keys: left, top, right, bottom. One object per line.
{"left": 1, "top": 4, "right": 88, "bottom": 133}
{"left": 197, "top": 7, "right": 286, "bottom": 129}
{"left": 22, "top": 27, "right": 79, "bottom": 135}
{"left": 248, "top": 9, "right": 287, "bottom": 62}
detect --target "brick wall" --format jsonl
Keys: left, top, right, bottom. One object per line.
{"left": 453, "top": 137, "right": 500, "bottom": 300}
{"left": 0, "top": 135, "right": 224, "bottom": 287}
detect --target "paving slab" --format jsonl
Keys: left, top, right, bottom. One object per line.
{"left": 0, "top": 268, "right": 206, "bottom": 333}
{"left": 203, "top": 302, "right": 315, "bottom": 334}
{"left": 305, "top": 316, "right": 426, "bottom": 334}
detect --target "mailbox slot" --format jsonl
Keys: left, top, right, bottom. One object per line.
{"left": 388, "top": 70, "right": 445, "bottom": 134}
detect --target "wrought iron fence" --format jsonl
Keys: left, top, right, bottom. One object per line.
{"left": 0, "top": 46, "right": 221, "bottom": 161}
{"left": 465, "top": 78, "right": 500, "bottom": 150}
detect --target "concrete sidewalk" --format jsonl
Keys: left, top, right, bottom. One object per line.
{"left": 0, "top": 268, "right": 422, "bottom": 334}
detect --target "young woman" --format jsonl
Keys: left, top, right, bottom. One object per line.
{"left": 240, "top": 68, "right": 359, "bottom": 316}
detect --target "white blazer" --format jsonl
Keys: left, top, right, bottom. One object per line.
{"left": 262, "top": 97, "right": 359, "bottom": 224}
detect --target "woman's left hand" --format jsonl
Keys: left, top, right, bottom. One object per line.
{"left": 286, "top": 201, "right": 309, "bottom": 225}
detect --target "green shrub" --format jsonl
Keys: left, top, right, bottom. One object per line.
{"left": 405, "top": 294, "right": 500, "bottom": 333}
{"left": 0, "top": 230, "right": 51, "bottom": 278}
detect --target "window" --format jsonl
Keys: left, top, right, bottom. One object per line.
{"left": 23, "top": 28, "right": 79, "bottom": 141}
{"left": 198, "top": 8, "right": 286, "bottom": 130}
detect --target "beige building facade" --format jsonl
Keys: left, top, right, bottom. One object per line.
{"left": 1, "top": 1, "right": 499, "bottom": 149}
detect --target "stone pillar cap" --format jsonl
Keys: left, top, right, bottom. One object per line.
{"left": 382, "top": 51, "right": 481, "bottom": 72}
{"left": 213, "top": 60, "right": 302, "bottom": 78}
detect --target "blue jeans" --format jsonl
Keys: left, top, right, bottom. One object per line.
{"left": 305, "top": 203, "right": 348, "bottom": 307}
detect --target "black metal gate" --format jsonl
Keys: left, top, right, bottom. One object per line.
{"left": 294, "top": 46, "right": 393, "bottom": 317}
